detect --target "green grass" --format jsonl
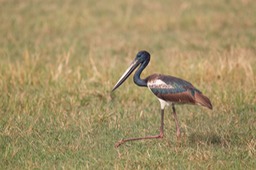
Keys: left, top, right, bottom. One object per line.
{"left": 0, "top": 0, "right": 256, "bottom": 169}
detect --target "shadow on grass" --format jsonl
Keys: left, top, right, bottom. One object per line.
{"left": 188, "top": 130, "right": 254, "bottom": 148}
{"left": 188, "top": 132, "right": 222, "bottom": 146}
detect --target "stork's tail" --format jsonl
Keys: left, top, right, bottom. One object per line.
{"left": 194, "top": 92, "right": 213, "bottom": 110}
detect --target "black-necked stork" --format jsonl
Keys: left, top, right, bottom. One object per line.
{"left": 112, "top": 50, "right": 212, "bottom": 147}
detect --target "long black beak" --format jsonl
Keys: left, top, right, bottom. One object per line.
{"left": 112, "top": 59, "right": 140, "bottom": 92}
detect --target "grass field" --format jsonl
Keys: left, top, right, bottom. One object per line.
{"left": 0, "top": 0, "right": 256, "bottom": 169}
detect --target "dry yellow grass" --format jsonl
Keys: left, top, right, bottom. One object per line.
{"left": 0, "top": 0, "right": 255, "bottom": 169}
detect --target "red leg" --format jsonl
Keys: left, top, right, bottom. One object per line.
{"left": 115, "top": 109, "right": 165, "bottom": 148}
{"left": 172, "top": 104, "right": 181, "bottom": 138}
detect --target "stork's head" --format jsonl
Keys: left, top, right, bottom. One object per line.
{"left": 112, "top": 50, "right": 150, "bottom": 92}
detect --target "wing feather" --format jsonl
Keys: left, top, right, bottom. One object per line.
{"left": 146, "top": 74, "right": 212, "bottom": 109}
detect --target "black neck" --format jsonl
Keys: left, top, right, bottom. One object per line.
{"left": 133, "top": 59, "right": 149, "bottom": 87}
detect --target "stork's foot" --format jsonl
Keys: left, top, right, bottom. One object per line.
{"left": 115, "top": 139, "right": 125, "bottom": 148}
{"left": 115, "top": 108, "right": 165, "bottom": 148}
{"left": 115, "top": 134, "right": 164, "bottom": 148}
{"left": 176, "top": 132, "right": 181, "bottom": 144}
{"left": 176, "top": 129, "right": 181, "bottom": 139}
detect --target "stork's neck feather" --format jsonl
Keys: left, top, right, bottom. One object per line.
{"left": 133, "top": 58, "right": 149, "bottom": 87}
